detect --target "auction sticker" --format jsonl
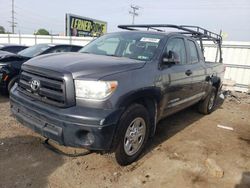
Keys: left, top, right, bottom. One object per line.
{"left": 140, "top": 37, "right": 160, "bottom": 43}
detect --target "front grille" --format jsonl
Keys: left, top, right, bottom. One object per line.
{"left": 18, "top": 70, "right": 67, "bottom": 107}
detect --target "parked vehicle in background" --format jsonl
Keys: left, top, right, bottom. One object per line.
{"left": 10, "top": 24, "right": 224, "bottom": 165}
{"left": 0, "top": 44, "right": 28, "bottom": 54}
{"left": 0, "top": 43, "right": 82, "bottom": 94}
{"left": 0, "top": 50, "right": 15, "bottom": 60}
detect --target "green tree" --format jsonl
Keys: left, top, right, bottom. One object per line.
{"left": 34, "top": 28, "right": 50, "bottom": 35}
{"left": 0, "top": 26, "right": 5, "bottom": 34}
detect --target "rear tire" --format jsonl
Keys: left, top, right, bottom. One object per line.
{"left": 198, "top": 86, "right": 217, "bottom": 115}
{"left": 115, "top": 104, "right": 150, "bottom": 166}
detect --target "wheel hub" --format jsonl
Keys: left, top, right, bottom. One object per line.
{"left": 208, "top": 92, "right": 216, "bottom": 110}
{"left": 124, "top": 117, "right": 146, "bottom": 156}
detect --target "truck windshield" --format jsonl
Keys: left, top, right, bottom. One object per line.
{"left": 79, "top": 33, "right": 164, "bottom": 61}
{"left": 18, "top": 44, "right": 54, "bottom": 58}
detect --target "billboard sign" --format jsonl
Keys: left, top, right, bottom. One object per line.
{"left": 65, "top": 13, "right": 107, "bottom": 37}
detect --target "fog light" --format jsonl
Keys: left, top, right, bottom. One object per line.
{"left": 86, "top": 132, "right": 95, "bottom": 145}
{"left": 76, "top": 130, "right": 94, "bottom": 145}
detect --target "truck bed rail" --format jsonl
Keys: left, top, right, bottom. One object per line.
{"left": 118, "top": 24, "right": 222, "bottom": 42}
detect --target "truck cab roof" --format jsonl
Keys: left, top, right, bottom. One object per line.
{"left": 117, "top": 24, "right": 223, "bottom": 63}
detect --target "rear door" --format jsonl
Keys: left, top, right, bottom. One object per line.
{"left": 185, "top": 39, "right": 207, "bottom": 99}
{"left": 160, "top": 36, "right": 194, "bottom": 116}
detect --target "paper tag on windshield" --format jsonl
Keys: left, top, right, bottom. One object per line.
{"left": 140, "top": 37, "right": 160, "bottom": 43}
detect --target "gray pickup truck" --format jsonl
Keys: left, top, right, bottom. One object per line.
{"left": 10, "top": 24, "right": 225, "bottom": 165}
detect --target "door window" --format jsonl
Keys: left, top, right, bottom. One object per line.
{"left": 187, "top": 40, "right": 199, "bottom": 63}
{"left": 166, "top": 38, "right": 187, "bottom": 65}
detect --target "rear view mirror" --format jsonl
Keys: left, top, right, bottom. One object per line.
{"left": 162, "top": 50, "right": 180, "bottom": 65}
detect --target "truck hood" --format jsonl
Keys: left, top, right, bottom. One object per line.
{"left": 23, "top": 52, "right": 146, "bottom": 79}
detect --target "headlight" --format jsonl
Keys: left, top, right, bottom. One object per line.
{"left": 0, "top": 64, "right": 8, "bottom": 69}
{"left": 74, "top": 80, "right": 118, "bottom": 100}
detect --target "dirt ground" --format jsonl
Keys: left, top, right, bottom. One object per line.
{"left": 0, "top": 93, "right": 250, "bottom": 188}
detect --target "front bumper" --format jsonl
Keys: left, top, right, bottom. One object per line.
{"left": 10, "top": 84, "right": 122, "bottom": 151}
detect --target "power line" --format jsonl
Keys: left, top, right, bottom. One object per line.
{"left": 129, "top": 5, "right": 140, "bottom": 25}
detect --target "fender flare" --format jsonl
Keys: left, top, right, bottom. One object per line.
{"left": 115, "top": 87, "right": 162, "bottom": 138}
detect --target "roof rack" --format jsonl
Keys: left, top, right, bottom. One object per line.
{"left": 118, "top": 24, "right": 223, "bottom": 63}
{"left": 118, "top": 24, "right": 222, "bottom": 43}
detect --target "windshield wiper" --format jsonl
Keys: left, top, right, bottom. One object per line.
{"left": 105, "top": 54, "right": 120, "bottom": 57}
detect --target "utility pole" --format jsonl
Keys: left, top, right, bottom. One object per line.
{"left": 129, "top": 5, "right": 140, "bottom": 25}
{"left": 9, "top": 0, "right": 17, "bottom": 34}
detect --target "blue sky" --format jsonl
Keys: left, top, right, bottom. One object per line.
{"left": 0, "top": 0, "right": 249, "bottom": 41}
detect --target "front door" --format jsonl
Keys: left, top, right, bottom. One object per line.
{"left": 160, "top": 37, "right": 194, "bottom": 116}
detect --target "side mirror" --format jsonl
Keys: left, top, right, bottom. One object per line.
{"left": 162, "top": 51, "right": 180, "bottom": 65}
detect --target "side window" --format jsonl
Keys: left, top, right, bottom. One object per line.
{"left": 47, "top": 46, "right": 72, "bottom": 53}
{"left": 71, "top": 46, "right": 82, "bottom": 52}
{"left": 187, "top": 40, "right": 199, "bottom": 63}
{"left": 166, "top": 38, "right": 186, "bottom": 65}
{"left": 2, "top": 46, "right": 18, "bottom": 53}
{"left": 16, "top": 46, "right": 26, "bottom": 53}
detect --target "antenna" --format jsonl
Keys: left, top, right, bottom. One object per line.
{"left": 129, "top": 5, "right": 140, "bottom": 25}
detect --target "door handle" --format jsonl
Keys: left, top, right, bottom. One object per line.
{"left": 185, "top": 70, "right": 192, "bottom": 76}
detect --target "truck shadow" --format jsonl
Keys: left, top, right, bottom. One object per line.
{"left": 235, "top": 172, "right": 250, "bottom": 188}
{"left": 142, "top": 97, "right": 224, "bottom": 159}
{"left": 0, "top": 135, "right": 63, "bottom": 188}
{"left": 0, "top": 94, "right": 9, "bottom": 103}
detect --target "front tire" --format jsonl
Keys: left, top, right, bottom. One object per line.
{"left": 7, "top": 76, "right": 18, "bottom": 93}
{"left": 115, "top": 104, "right": 150, "bottom": 166}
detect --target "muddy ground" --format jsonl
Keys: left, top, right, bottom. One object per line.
{"left": 0, "top": 93, "right": 250, "bottom": 188}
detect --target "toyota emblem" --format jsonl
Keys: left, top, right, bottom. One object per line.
{"left": 30, "top": 79, "right": 40, "bottom": 91}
